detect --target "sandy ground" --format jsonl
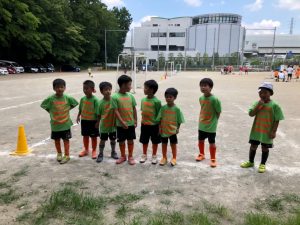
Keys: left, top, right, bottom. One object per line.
{"left": 0, "top": 70, "right": 300, "bottom": 224}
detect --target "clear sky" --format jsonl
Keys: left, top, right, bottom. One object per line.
{"left": 103, "top": 0, "right": 300, "bottom": 34}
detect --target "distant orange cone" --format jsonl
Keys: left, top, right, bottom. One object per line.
{"left": 10, "top": 125, "right": 31, "bottom": 156}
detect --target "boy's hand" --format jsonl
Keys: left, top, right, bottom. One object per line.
{"left": 121, "top": 121, "right": 128, "bottom": 129}
{"left": 95, "top": 121, "right": 99, "bottom": 129}
{"left": 134, "top": 120, "right": 137, "bottom": 128}
{"left": 76, "top": 116, "right": 80, "bottom": 124}
{"left": 176, "top": 128, "right": 180, "bottom": 134}
{"left": 269, "top": 131, "right": 276, "bottom": 139}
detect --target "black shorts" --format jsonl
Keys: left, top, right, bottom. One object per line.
{"left": 81, "top": 120, "right": 99, "bottom": 137}
{"left": 51, "top": 129, "right": 72, "bottom": 140}
{"left": 249, "top": 140, "right": 273, "bottom": 148}
{"left": 117, "top": 126, "right": 136, "bottom": 142}
{"left": 161, "top": 134, "right": 177, "bottom": 144}
{"left": 100, "top": 132, "right": 117, "bottom": 141}
{"left": 288, "top": 73, "right": 292, "bottom": 78}
{"left": 139, "top": 124, "right": 161, "bottom": 144}
{"left": 198, "top": 130, "right": 216, "bottom": 144}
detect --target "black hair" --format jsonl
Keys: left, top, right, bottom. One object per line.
{"left": 117, "top": 75, "right": 132, "bottom": 87}
{"left": 165, "top": 88, "right": 178, "bottom": 98}
{"left": 83, "top": 80, "right": 95, "bottom": 89}
{"left": 199, "top": 78, "right": 214, "bottom": 88}
{"left": 144, "top": 79, "right": 158, "bottom": 95}
{"left": 99, "top": 81, "right": 112, "bottom": 91}
{"left": 53, "top": 78, "right": 66, "bottom": 88}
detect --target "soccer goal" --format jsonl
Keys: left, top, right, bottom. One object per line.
{"left": 164, "top": 61, "right": 175, "bottom": 77}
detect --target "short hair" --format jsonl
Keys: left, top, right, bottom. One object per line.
{"left": 99, "top": 81, "right": 112, "bottom": 91}
{"left": 117, "top": 75, "right": 132, "bottom": 87}
{"left": 53, "top": 78, "right": 66, "bottom": 88}
{"left": 144, "top": 79, "right": 158, "bottom": 95}
{"left": 83, "top": 80, "right": 95, "bottom": 89}
{"left": 199, "top": 78, "right": 214, "bottom": 88}
{"left": 165, "top": 88, "right": 178, "bottom": 98}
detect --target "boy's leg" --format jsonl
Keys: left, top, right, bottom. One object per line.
{"left": 258, "top": 146, "right": 269, "bottom": 173}
{"left": 196, "top": 130, "right": 207, "bottom": 161}
{"left": 170, "top": 144, "right": 177, "bottom": 166}
{"left": 79, "top": 136, "right": 89, "bottom": 157}
{"left": 159, "top": 138, "right": 168, "bottom": 166}
{"left": 241, "top": 142, "right": 258, "bottom": 168}
{"left": 97, "top": 139, "right": 106, "bottom": 163}
{"left": 128, "top": 140, "right": 135, "bottom": 165}
{"left": 209, "top": 144, "right": 217, "bottom": 167}
{"left": 54, "top": 139, "right": 62, "bottom": 162}
{"left": 151, "top": 124, "right": 161, "bottom": 164}
{"left": 91, "top": 137, "right": 97, "bottom": 159}
{"left": 139, "top": 125, "right": 150, "bottom": 163}
{"left": 110, "top": 134, "right": 118, "bottom": 159}
{"left": 60, "top": 139, "right": 70, "bottom": 164}
{"left": 116, "top": 127, "right": 127, "bottom": 164}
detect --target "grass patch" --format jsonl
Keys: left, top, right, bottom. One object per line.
{"left": 116, "top": 203, "right": 131, "bottom": 218}
{"left": 109, "top": 193, "right": 143, "bottom": 205}
{"left": 160, "top": 199, "right": 171, "bottom": 205}
{"left": 266, "top": 196, "right": 284, "bottom": 211}
{"left": 12, "top": 166, "right": 29, "bottom": 178}
{"left": 16, "top": 211, "right": 31, "bottom": 222}
{"left": 157, "top": 189, "right": 174, "bottom": 196}
{"left": 63, "top": 180, "right": 85, "bottom": 188}
{"left": 0, "top": 181, "right": 11, "bottom": 189}
{"left": 244, "top": 213, "right": 278, "bottom": 225}
{"left": 0, "top": 189, "right": 20, "bottom": 204}
{"left": 101, "top": 171, "right": 113, "bottom": 179}
{"left": 203, "top": 201, "right": 229, "bottom": 218}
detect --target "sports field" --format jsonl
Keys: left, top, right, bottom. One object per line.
{"left": 0, "top": 71, "right": 300, "bottom": 225}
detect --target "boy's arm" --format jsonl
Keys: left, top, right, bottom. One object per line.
{"left": 249, "top": 100, "right": 264, "bottom": 117}
{"left": 114, "top": 109, "right": 128, "bottom": 129}
{"left": 269, "top": 121, "right": 279, "bottom": 139}
{"left": 76, "top": 111, "right": 81, "bottom": 124}
{"left": 176, "top": 124, "right": 181, "bottom": 134}
{"left": 95, "top": 114, "right": 101, "bottom": 129}
{"left": 133, "top": 106, "right": 137, "bottom": 127}
{"left": 40, "top": 97, "right": 50, "bottom": 113}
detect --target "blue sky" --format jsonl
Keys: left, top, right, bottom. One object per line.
{"left": 103, "top": 0, "right": 300, "bottom": 34}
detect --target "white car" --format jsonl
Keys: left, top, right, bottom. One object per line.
{"left": 0, "top": 67, "right": 8, "bottom": 75}
{"left": 0, "top": 60, "right": 24, "bottom": 73}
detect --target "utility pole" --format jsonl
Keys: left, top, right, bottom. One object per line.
{"left": 271, "top": 27, "right": 276, "bottom": 68}
{"left": 157, "top": 28, "right": 160, "bottom": 71}
{"left": 212, "top": 28, "right": 216, "bottom": 70}
{"left": 289, "top": 17, "right": 294, "bottom": 35}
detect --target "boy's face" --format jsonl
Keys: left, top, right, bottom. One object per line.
{"left": 165, "top": 94, "right": 175, "bottom": 105}
{"left": 121, "top": 82, "right": 132, "bottom": 92}
{"left": 101, "top": 87, "right": 112, "bottom": 98}
{"left": 144, "top": 85, "right": 153, "bottom": 96}
{"left": 200, "top": 84, "right": 212, "bottom": 95}
{"left": 83, "top": 84, "right": 94, "bottom": 96}
{"left": 54, "top": 85, "right": 65, "bottom": 96}
{"left": 259, "top": 88, "right": 271, "bottom": 102}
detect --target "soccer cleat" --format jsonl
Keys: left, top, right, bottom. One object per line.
{"left": 56, "top": 153, "right": 63, "bottom": 162}
{"left": 170, "top": 158, "right": 177, "bottom": 166}
{"left": 151, "top": 155, "right": 158, "bottom": 165}
{"left": 196, "top": 154, "right": 205, "bottom": 161}
{"left": 159, "top": 158, "right": 168, "bottom": 166}
{"left": 111, "top": 151, "right": 119, "bottom": 159}
{"left": 240, "top": 161, "right": 254, "bottom": 168}
{"left": 92, "top": 150, "right": 97, "bottom": 159}
{"left": 139, "top": 154, "right": 147, "bottom": 163}
{"left": 258, "top": 164, "right": 266, "bottom": 173}
{"left": 60, "top": 156, "right": 70, "bottom": 164}
{"left": 79, "top": 150, "right": 88, "bottom": 157}
{"left": 128, "top": 157, "right": 136, "bottom": 165}
{"left": 210, "top": 159, "right": 217, "bottom": 168}
{"left": 116, "top": 156, "right": 127, "bottom": 164}
{"left": 96, "top": 153, "right": 103, "bottom": 163}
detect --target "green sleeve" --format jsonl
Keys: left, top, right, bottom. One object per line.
{"left": 156, "top": 108, "right": 162, "bottom": 123}
{"left": 155, "top": 99, "right": 162, "bottom": 115}
{"left": 176, "top": 107, "right": 185, "bottom": 124}
{"left": 97, "top": 101, "right": 103, "bottom": 116}
{"left": 40, "top": 96, "right": 52, "bottom": 112}
{"left": 248, "top": 101, "right": 259, "bottom": 114}
{"left": 213, "top": 97, "right": 222, "bottom": 114}
{"left": 68, "top": 96, "right": 78, "bottom": 109}
{"left": 111, "top": 95, "right": 118, "bottom": 109}
{"left": 78, "top": 98, "right": 83, "bottom": 113}
{"left": 274, "top": 104, "right": 284, "bottom": 121}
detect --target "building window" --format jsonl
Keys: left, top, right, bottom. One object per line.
{"left": 169, "top": 45, "right": 185, "bottom": 51}
{"left": 169, "top": 32, "right": 185, "bottom": 37}
{"left": 151, "top": 32, "right": 167, "bottom": 37}
{"left": 175, "top": 24, "right": 180, "bottom": 26}
{"left": 151, "top": 45, "right": 166, "bottom": 51}
{"left": 153, "top": 24, "right": 158, "bottom": 27}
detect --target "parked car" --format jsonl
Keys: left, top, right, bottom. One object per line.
{"left": 45, "top": 63, "right": 55, "bottom": 72}
{"left": 0, "top": 67, "right": 8, "bottom": 75}
{"left": 0, "top": 60, "right": 24, "bottom": 73}
{"left": 24, "top": 64, "right": 39, "bottom": 73}
{"left": 35, "top": 64, "right": 47, "bottom": 73}
{"left": 61, "top": 64, "right": 80, "bottom": 72}
{"left": 0, "top": 61, "right": 16, "bottom": 74}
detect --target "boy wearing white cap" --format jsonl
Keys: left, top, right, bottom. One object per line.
{"left": 241, "top": 82, "right": 284, "bottom": 173}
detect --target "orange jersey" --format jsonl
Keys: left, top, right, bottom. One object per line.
{"left": 274, "top": 71, "right": 279, "bottom": 77}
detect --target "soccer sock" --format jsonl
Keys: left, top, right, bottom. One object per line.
{"left": 209, "top": 144, "right": 216, "bottom": 160}
{"left": 249, "top": 149, "right": 256, "bottom": 163}
{"left": 198, "top": 140, "right": 205, "bottom": 156}
{"left": 171, "top": 144, "right": 177, "bottom": 160}
{"left": 63, "top": 140, "right": 70, "bottom": 156}
{"left": 110, "top": 140, "right": 116, "bottom": 152}
{"left": 99, "top": 142, "right": 105, "bottom": 154}
{"left": 128, "top": 142, "right": 134, "bottom": 158}
{"left": 142, "top": 144, "right": 148, "bottom": 155}
{"left": 162, "top": 143, "right": 167, "bottom": 159}
{"left": 119, "top": 143, "right": 126, "bottom": 158}
{"left": 261, "top": 150, "right": 269, "bottom": 165}
{"left": 54, "top": 139, "right": 62, "bottom": 154}
{"left": 91, "top": 137, "right": 97, "bottom": 151}
{"left": 152, "top": 144, "right": 158, "bottom": 156}
{"left": 83, "top": 136, "right": 89, "bottom": 151}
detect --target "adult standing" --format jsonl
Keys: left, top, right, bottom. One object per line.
{"left": 287, "top": 65, "right": 294, "bottom": 82}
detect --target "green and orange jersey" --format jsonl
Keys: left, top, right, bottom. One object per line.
{"left": 79, "top": 95, "right": 99, "bottom": 121}
{"left": 156, "top": 104, "right": 185, "bottom": 138}
{"left": 141, "top": 96, "right": 161, "bottom": 125}
{"left": 41, "top": 94, "right": 78, "bottom": 132}
{"left": 199, "top": 95, "right": 222, "bottom": 133}
{"left": 249, "top": 100, "right": 284, "bottom": 144}
{"left": 97, "top": 98, "right": 116, "bottom": 133}
{"left": 112, "top": 92, "right": 137, "bottom": 127}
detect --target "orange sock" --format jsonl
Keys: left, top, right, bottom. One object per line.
{"left": 119, "top": 143, "right": 126, "bottom": 157}
{"left": 171, "top": 144, "right": 177, "bottom": 159}
{"left": 152, "top": 144, "right": 158, "bottom": 156}
{"left": 209, "top": 144, "right": 216, "bottom": 160}
{"left": 83, "top": 136, "right": 89, "bottom": 151}
{"left": 142, "top": 144, "right": 148, "bottom": 155}
{"left": 63, "top": 140, "right": 70, "bottom": 156}
{"left": 128, "top": 142, "right": 134, "bottom": 157}
{"left": 162, "top": 143, "right": 167, "bottom": 159}
{"left": 91, "top": 137, "right": 97, "bottom": 151}
{"left": 198, "top": 140, "right": 205, "bottom": 156}
{"left": 54, "top": 139, "right": 62, "bottom": 154}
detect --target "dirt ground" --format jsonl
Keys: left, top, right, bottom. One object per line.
{"left": 0, "top": 70, "right": 299, "bottom": 224}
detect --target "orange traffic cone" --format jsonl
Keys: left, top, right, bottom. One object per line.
{"left": 10, "top": 125, "right": 32, "bottom": 156}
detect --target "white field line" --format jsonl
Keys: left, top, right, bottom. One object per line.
{"left": 0, "top": 92, "right": 82, "bottom": 111}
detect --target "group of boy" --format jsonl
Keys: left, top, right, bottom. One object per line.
{"left": 274, "top": 65, "right": 300, "bottom": 82}
{"left": 41, "top": 74, "right": 284, "bottom": 173}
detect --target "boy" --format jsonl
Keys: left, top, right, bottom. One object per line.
{"left": 96, "top": 81, "right": 118, "bottom": 162}
{"left": 157, "top": 88, "right": 184, "bottom": 166}
{"left": 273, "top": 70, "right": 279, "bottom": 82}
{"left": 241, "top": 82, "right": 284, "bottom": 173}
{"left": 196, "top": 78, "right": 221, "bottom": 167}
{"left": 77, "top": 80, "right": 99, "bottom": 159}
{"left": 41, "top": 78, "right": 78, "bottom": 164}
{"left": 112, "top": 75, "right": 137, "bottom": 165}
{"left": 139, "top": 80, "right": 162, "bottom": 164}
